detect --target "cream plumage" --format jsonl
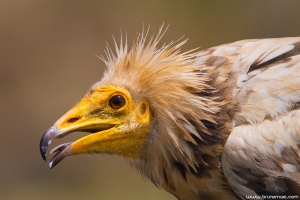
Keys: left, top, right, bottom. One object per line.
{"left": 40, "top": 27, "right": 300, "bottom": 199}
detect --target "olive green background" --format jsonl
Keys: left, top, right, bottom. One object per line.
{"left": 1, "top": 1, "right": 300, "bottom": 199}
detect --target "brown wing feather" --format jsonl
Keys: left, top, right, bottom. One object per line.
{"left": 214, "top": 38, "right": 300, "bottom": 199}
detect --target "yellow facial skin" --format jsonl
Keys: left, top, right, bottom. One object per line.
{"left": 54, "top": 85, "right": 151, "bottom": 159}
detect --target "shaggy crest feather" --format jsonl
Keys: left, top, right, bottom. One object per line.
{"left": 94, "top": 26, "right": 218, "bottom": 186}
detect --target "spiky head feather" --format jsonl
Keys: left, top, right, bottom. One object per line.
{"left": 93, "top": 26, "right": 220, "bottom": 191}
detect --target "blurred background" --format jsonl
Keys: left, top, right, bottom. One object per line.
{"left": 1, "top": 1, "right": 300, "bottom": 199}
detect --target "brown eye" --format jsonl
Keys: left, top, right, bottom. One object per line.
{"left": 109, "top": 95, "right": 126, "bottom": 109}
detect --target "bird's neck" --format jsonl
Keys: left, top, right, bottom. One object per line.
{"left": 130, "top": 66, "right": 239, "bottom": 199}
{"left": 130, "top": 119, "right": 238, "bottom": 199}
{"left": 131, "top": 142, "right": 238, "bottom": 200}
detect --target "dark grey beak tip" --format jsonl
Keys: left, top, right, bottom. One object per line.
{"left": 40, "top": 145, "right": 47, "bottom": 161}
{"left": 40, "top": 126, "right": 72, "bottom": 169}
{"left": 39, "top": 126, "right": 59, "bottom": 162}
{"left": 49, "top": 142, "right": 72, "bottom": 169}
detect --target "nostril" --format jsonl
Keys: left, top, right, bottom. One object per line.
{"left": 67, "top": 117, "right": 80, "bottom": 123}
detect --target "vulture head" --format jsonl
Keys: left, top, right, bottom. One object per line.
{"left": 40, "top": 26, "right": 229, "bottom": 199}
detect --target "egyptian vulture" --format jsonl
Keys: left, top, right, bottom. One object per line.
{"left": 40, "top": 27, "right": 300, "bottom": 199}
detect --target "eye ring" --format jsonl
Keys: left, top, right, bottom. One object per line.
{"left": 109, "top": 95, "right": 126, "bottom": 109}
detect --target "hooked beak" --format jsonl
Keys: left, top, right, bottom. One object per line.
{"left": 39, "top": 101, "right": 116, "bottom": 169}
{"left": 40, "top": 122, "right": 115, "bottom": 169}
{"left": 39, "top": 126, "right": 72, "bottom": 168}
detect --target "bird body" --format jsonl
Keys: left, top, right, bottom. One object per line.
{"left": 40, "top": 27, "right": 300, "bottom": 199}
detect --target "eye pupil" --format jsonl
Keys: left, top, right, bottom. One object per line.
{"left": 109, "top": 95, "right": 126, "bottom": 109}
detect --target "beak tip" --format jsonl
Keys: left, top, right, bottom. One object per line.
{"left": 40, "top": 126, "right": 73, "bottom": 168}
{"left": 40, "top": 145, "right": 47, "bottom": 161}
{"left": 39, "top": 126, "right": 60, "bottom": 162}
{"left": 49, "top": 161, "right": 54, "bottom": 169}
{"left": 48, "top": 142, "right": 72, "bottom": 169}
{"left": 42, "top": 155, "right": 46, "bottom": 162}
